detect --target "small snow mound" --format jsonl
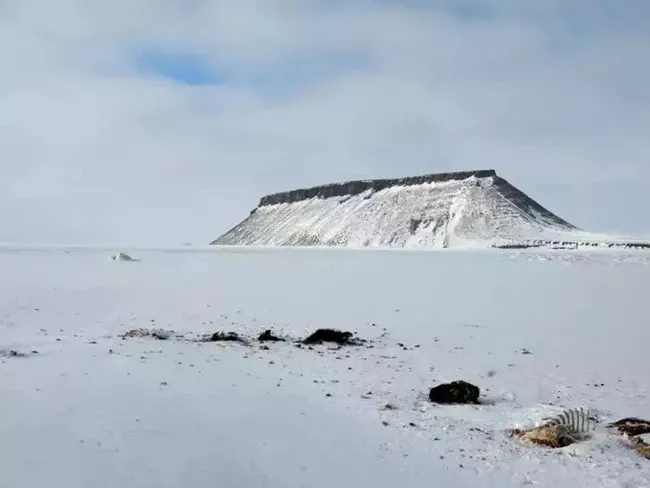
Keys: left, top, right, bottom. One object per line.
{"left": 112, "top": 252, "right": 138, "bottom": 262}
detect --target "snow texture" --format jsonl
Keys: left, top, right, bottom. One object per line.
{"left": 1, "top": 245, "right": 649, "bottom": 488}
{"left": 213, "top": 171, "right": 587, "bottom": 248}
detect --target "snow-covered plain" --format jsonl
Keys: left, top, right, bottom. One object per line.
{"left": 1, "top": 245, "right": 649, "bottom": 487}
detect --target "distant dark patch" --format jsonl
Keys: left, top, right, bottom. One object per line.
{"left": 111, "top": 252, "right": 139, "bottom": 261}
{"left": 429, "top": 380, "right": 480, "bottom": 405}
{"left": 121, "top": 328, "right": 173, "bottom": 340}
{"left": 302, "top": 329, "right": 364, "bottom": 346}
{"left": 203, "top": 331, "right": 247, "bottom": 344}
{"left": 258, "top": 329, "right": 285, "bottom": 342}
{"left": 382, "top": 403, "right": 399, "bottom": 411}
{"left": 494, "top": 240, "right": 650, "bottom": 250}
{"left": 409, "top": 218, "right": 422, "bottom": 234}
{"left": 0, "top": 349, "right": 32, "bottom": 358}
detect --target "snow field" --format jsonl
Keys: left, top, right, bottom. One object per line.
{"left": 1, "top": 246, "right": 649, "bottom": 487}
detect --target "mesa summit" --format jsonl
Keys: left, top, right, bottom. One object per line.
{"left": 211, "top": 170, "right": 648, "bottom": 250}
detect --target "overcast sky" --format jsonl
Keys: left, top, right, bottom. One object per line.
{"left": 2, "top": 0, "right": 649, "bottom": 246}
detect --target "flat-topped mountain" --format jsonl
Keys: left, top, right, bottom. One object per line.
{"left": 210, "top": 170, "right": 644, "bottom": 249}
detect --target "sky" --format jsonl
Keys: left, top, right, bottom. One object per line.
{"left": 1, "top": 0, "right": 649, "bottom": 246}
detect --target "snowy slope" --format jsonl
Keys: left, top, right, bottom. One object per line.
{"left": 213, "top": 171, "right": 586, "bottom": 248}
{"left": 1, "top": 246, "right": 649, "bottom": 488}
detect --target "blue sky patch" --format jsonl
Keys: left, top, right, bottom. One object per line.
{"left": 132, "top": 45, "right": 371, "bottom": 99}
{"left": 136, "top": 50, "right": 220, "bottom": 85}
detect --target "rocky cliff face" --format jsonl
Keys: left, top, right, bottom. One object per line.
{"left": 258, "top": 170, "right": 498, "bottom": 206}
{"left": 211, "top": 170, "right": 586, "bottom": 248}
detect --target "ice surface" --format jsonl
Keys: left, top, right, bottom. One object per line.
{"left": 1, "top": 246, "right": 649, "bottom": 487}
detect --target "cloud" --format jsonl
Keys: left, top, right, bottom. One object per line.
{"left": 1, "top": 0, "right": 649, "bottom": 245}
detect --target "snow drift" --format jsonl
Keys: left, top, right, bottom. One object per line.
{"left": 212, "top": 170, "right": 588, "bottom": 248}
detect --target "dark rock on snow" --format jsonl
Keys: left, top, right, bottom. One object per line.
{"left": 303, "top": 329, "right": 363, "bottom": 346}
{"left": 121, "top": 328, "right": 172, "bottom": 340}
{"left": 429, "top": 380, "right": 480, "bottom": 404}
{"left": 258, "top": 329, "right": 285, "bottom": 342}
{"left": 204, "top": 331, "right": 246, "bottom": 343}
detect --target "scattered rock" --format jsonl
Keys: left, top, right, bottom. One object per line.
{"left": 469, "top": 427, "right": 491, "bottom": 437}
{"left": 382, "top": 403, "right": 399, "bottom": 411}
{"left": 0, "top": 349, "right": 28, "bottom": 358}
{"left": 258, "top": 329, "right": 285, "bottom": 342}
{"left": 303, "top": 329, "right": 364, "bottom": 346}
{"left": 203, "top": 331, "right": 247, "bottom": 343}
{"left": 121, "top": 328, "right": 172, "bottom": 340}
{"left": 429, "top": 380, "right": 480, "bottom": 405}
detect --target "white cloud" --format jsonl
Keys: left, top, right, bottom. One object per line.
{"left": 1, "top": 0, "right": 649, "bottom": 245}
